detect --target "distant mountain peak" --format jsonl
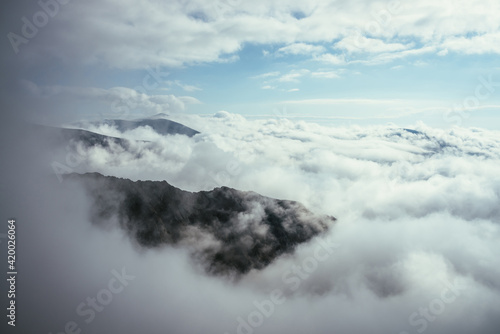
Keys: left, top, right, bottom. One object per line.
{"left": 147, "top": 112, "right": 170, "bottom": 119}
{"left": 100, "top": 118, "right": 199, "bottom": 137}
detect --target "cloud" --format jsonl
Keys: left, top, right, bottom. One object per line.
{"left": 277, "top": 70, "right": 309, "bottom": 83}
{"left": 276, "top": 42, "right": 326, "bottom": 56}
{"left": 6, "top": 111, "right": 500, "bottom": 333}
{"left": 391, "top": 65, "right": 404, "bottom": 70}
{"left": 344, "top": 46, "right": 437, "bottom": 66}
{"left": 310, "top": 71, "right": 340, "bottom": 79}
{"left": 19, "top": 81, "right": 201, "bottom": 123}
{"left": 314, "top": 53, "right": 347, "bottom": 65}
{"left": 254, "top": 69, "right": 341, "bottom": 92}
{"left": 335, "top": 35, "right": 412, "bottom": 54}
{"left": 166, "top": 80, "right": 202, "bottom": 92}
{"left": 9, "top": 0, "right": 500, "bottom": 69}
{"left": 441, "top": 32, "right": 500, "bottom": 55}
{"left": 280, "top": 98, "right": 402, "bottom": 106}
{"left": 252, "top": 71, "right": 281, "bottom": 79}
{"left": 438, "top": 49, "right": 449, "bottom": 56}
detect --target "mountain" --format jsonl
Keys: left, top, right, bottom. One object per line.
{"left": 68, "top": 173, "right": 336, "bottom": 276}
{"left": 97, "top": 118, "right": 200, "bottom": 137}
{"left": 33, "top": 124, "right": 131, "bottom": 149}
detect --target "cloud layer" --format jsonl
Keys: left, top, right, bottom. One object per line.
{"left": 7, "top": 0, "right": 500, "bottom": 68}
{"left": 3, "top": 113, "right": 500, "bottom": 334}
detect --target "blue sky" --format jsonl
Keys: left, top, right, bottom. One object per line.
{"left": 2, "top": 0, "right": 500, "bottom": 128}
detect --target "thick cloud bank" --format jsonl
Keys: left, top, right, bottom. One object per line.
{"left": 6, "top": 113, "right": 499, "bottom": 334}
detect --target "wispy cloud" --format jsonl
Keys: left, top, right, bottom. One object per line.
{"left": 276, "top": 43, "right": 326, "bottom": 56}
{"left": 277, "top": 70, "right": 309, "bottom": 83}
{"left": 314, "top": 53, "right": 346, "bottom": 65}
{"left": 251, "top": 71, "right": 281, "bottom": 80}
{"left": 167, "top": 80, "right": 202, "bottom": 92}
{"left": 310, "top": 71, "right": 340, "bottom": 79}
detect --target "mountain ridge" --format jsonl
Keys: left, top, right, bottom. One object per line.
{"left": 67, "top": 172, "right": 336, "bottom": 276}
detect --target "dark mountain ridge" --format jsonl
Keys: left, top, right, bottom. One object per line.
{"left": 68, "top": 173, "right": 336, "bottom": 276}
{"left": 97, "top": 118, "right": 199, "bottom": 137}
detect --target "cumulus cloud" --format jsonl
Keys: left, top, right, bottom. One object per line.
{"left": 8, "top": 0, "right": 500, "bottom": 69}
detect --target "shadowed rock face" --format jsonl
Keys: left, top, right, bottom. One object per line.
{"left": 68, "top": 173, "right": 336, "bottom": 276}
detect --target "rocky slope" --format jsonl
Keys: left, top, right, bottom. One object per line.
{"left": 68, "top": 173, "right": 336, "bottom": 276}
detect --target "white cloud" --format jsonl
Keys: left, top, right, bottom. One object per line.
{"left": 277, "top": 69, "right": 310, "bottom": 83}
{"left": 357, "top": 46, "right": 437, "bottom": 65}
{"left": 310, "top": 71, "right": 340, "bottom": 79}
{"left": 438, "top": 48, "right": 449, "bottom": 56}
{"left": 276, "top": 42, "right": 326, "bottom": 56}
{"left": 167, "top": 80, "right": 202, "bottom": 92}
{"left": 280, "top": 98, "right": 401, "bottom": 105}
{"left": 13, "top": 0, "right": 500, "bottom": 69}
{"left": 314, "top": 53, "right": 346, "bottom": 65}
{"left": 335, "top": 35, "right": 412, "bottom": 54}
{"left": 442, "top": 32, "right": 500, "bottom": 55}
{"left": 277, "top": 73, "right": 302, "bottom": 83}
{"left": 257, "top": 68, "right": 342, "bottom": 89}
{"left": 21, "top": 81, "right": 200, "bottom": 121}
{"left": 251, "top": 71, "right": 281, "bottom": 79}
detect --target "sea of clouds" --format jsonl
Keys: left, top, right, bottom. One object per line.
{"left": 1, "top": 112, "right": 499, "bottom": 334}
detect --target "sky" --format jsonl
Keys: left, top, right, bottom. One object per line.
{"left": 1, "top": 0, "right": 500, "bottom": 128}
